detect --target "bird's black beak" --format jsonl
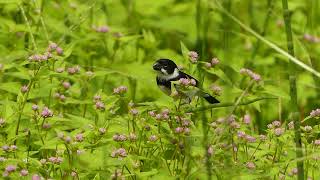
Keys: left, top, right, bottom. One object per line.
{"left": 153, "top": 63, "right": 161, "bottom": 71}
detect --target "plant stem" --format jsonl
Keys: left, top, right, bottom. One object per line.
{"left": 187, "top": 97, "right": 277, "bottom": 112}
{"left": 281, "top": 0, "right": 304, "bottom": 179}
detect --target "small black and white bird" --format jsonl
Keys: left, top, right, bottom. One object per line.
{"left": 153, "top": 58, "right": 219, "bottom": 104}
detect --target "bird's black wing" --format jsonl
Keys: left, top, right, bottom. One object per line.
{"left": 172, "top": 71, "right": 220, "bottom": 104}
{"left": 156, "top": 77, "right": 172, "bottom": 95}
{"left": 171, "top": 71, "right": 199, "bottom": 87}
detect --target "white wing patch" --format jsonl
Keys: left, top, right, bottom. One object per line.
{"left": 157, "top": 68, "right": 180, "bottom": 81}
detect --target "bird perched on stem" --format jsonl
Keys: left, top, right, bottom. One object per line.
{"left": 153, "top": 59, "right": 219, "bottom": 104}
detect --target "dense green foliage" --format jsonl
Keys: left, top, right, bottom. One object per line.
{"left": 0, "top": 0, "right": 320, "bottom": 179}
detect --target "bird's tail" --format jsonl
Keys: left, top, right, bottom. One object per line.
{"left": 203, "top": 93, "right": 220, "bottom": 104}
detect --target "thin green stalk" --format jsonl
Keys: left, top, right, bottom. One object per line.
{"left": 281, "top": 0, "right": 304, "bottom": 179}
{"left": 187, "top": 97, "right": 277, "bottom": 112}
{"left": 19, "top": 4, "right": 37, "bottom": 51}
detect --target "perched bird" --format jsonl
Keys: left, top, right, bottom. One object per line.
{"left": 153, "top": 58, "right": 219, "bottom": 104}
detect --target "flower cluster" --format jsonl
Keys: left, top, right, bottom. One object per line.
{"left": 20, "top": 85, "right": 29, "bottom": 93}
{"left": 188, "top": 51, "right": 198, "bottom": 63}
{"left": 310, "top": 108, "right": 320, "bottom": 118}
{"left": 240, "top": 68, "right": 261, "bottom": 82}
{"left": 303, "top": 34, "right": 320, "bottom": 43}
{"left": 113, "top": 133, "right": 127, "bottom": 142}
{"left": 111, "top": 148, "right": 127, "bottom": 158}
{"left": 54, "top": 92, "right": 66, "bottom": 101}
{"left": 3, "top": 165, "right": 16, "bottom": 177}
{"left": 2, "top": 145, "right": 17, "bottom": 152}
{"left": 41, "top": 107, "right": 53, "bottom": 118}
{"left": 204, "top": 57, "right": 220, "bottom": 69}
{"left": 149, "top": 109, "right": 170, "bottom": 121}
{"left": 113, "top": 85, "right": 128, "bottom": 94}
{"left": 178, "top": 78, "right": 197, "bottom": 87}
{"left": 93, "top": 25, "right": 110, "bottom": 33}
{"left": 67, "top": 65, "right": 80, "bottom": 75}
{"left": 210, "top": 85, "right": 222, "bottom": 96}
{"left": 47, "top": 42, "right": 63, "bottom": 55}
{"left": 28, "top": 52, "right": 53, "bottom": 62}
{"left": 48, "top": 156, "right": 63, "bottom": 164}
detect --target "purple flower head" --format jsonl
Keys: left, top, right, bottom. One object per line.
{"left": 32, "top": 104, "right": 38, "bottom": 111}
{"left": 48, "top": 156, "right": 63, "bottom": 164}
{"left": 56, "top": 47, "right": 63, "bottom": 55}
{"left": 243, "top": 114, "right": 251, "bottom": 124}
{"left": 113, "top": 85, "right": 128, "bottom": 94}
{"left": 161, "top": 108, "right": 170, "bottom": 115}
{"left": 246, "top": 162, "right": 256, "bottom": 170}
{"left": 62, "top": 81, "right": 71, "bottom": 89}
{"left": 2, "top": 145, "right": 9, "bottom": 152}
{"left": 274, "top": 128, "right": 285, "bottom": 136}
{"left": 259, "top": 135, "right": 267, "bottom": 141}
{"left": 184, "top": 127, "right": 191, "bottom": 135}
{"left": 204, "top": 62, "right": 212, "bottom": 69}
{"left": 179, "top": 78, "right": 190, "bottom": 86}
{"left": 149, "top": 135, "right": 158, "bottom": 142}
{"left": 188, "top": 51, "right": 198, "bottom": 63}
{"left": 41, "top": 107, "right": 53, "bottom": 118}
{"left": 21, "top": 85, "right": 29, "bottom": 93}
{"left": 113, "top": 133, "right": 127, "bottom": 142}
{"left": 182, "top": 119, "right": 191, "bottom": 127}
{"left": 48, "top": 42, "right": 58, "bottom": 51}
{"left": 111, "top": 148, "right": 127, "bottom": 158}
{"left": 32, "top": 174, "right": 41, "bottom": 180}
{"left": 64, "top": 136, "right": 72, "bottom": 143}
{"left": 5, "top": 165, "right": 16, "bottom": 173}
{"left": 147, "top": 111, "right": 155, "bottom": 117}
{"left": 129, "top": 108, "right": 139, "bottom": 116}
{"left": 211, "top": 57, "right": 220, "bottom": 65}
{"left": 59, "top": 94, "right": 66, "bottom": 101}
{"left": 95, "top": 101, "right": 105, "bottom": 110}
{"left": 237, "top": 131, "right": 246, "bottom": 139}
{"left": 240, "top": 68, "right": 261, "bottom": 82}
{"left": 99, "top": 127, "right": 106, "bottom": 135}
{"left": 67, "top": 66, "right": 80, "bottom": 75}
{"left": 272, "top": 120, "right": 281, "bottom": 127}
{"left": 95, "top": 25, "right": 110, "bottom": 33}
{"left": 93, "top": 95, "right": 101, "bottom": 102}
{"left": 190, "top": 79, "right": 197, "bottom": 86}
{"left": 245, "top": 135, "right": 256, "bottom": 143}
{"left": 175, "top": 127, "right": 184, "bottom": 134}
{"left": 314, "top": 140, "right": 320, "bottom": 145}
{"left": 20, "top": 169, "right": 28, "bottom": 176}
{"left": 211, "top": 85, "right": 222, "bottom": 95}
{"left": 310, "top": 108, "right": 320, "bottom": 118}
{"left": 75, "top": 133, "right": 84, "bottom": 142}
{"left": 155, "top": 114, "right": 162, "bottom": 120}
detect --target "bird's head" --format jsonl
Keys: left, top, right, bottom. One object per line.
{"left": 153, "top": 59, "right": 178, "bottom": 76}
